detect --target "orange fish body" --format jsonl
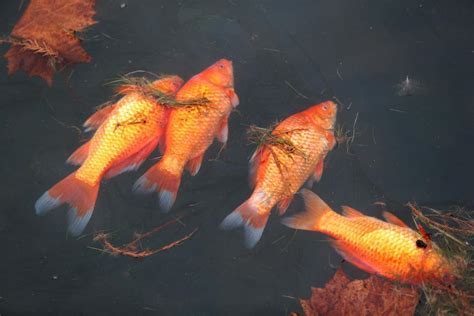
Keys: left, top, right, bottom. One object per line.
{"left": 35, "top": 76, "right": 184, "bottom": 235}
{"left": 221, "top": 101, "right": 337, "bottom": 248}
{"left": 134, "top": 59, "right": 238, "bottom": 211}
{"left": 283, "top": 190, "right": 456, "bottom": 284}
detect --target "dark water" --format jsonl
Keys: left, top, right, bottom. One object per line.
{"left": 1, "top": 0, "right": 473, "bottom": 315}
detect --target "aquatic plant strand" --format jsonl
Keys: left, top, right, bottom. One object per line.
{"left": 109, "top": 74, "right": 210, "bottom": 108}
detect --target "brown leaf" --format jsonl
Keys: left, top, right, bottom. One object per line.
{"left": 300, "top": 268, "right": 420, "bottom": 316}
{"left": 4, "top": 0, "right": 96, "bottom": 85}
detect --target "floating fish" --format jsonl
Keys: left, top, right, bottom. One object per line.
{"left": 133, "top": 59, "right": 238, "bottom": 211}
{"left": 35, "top": 75, "right": 184, "bottom": 235}
{"left": 221, "top": 101, "right": 337, "bottom": 248}
{"left": 282, "top": 189, "right": 457, "bottom": 285}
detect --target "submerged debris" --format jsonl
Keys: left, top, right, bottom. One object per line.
{"left": 247, "top": 123, "right": 308, "bottom": 183}
{"left": 334, "top": 112, "right": 358, "bottom": 153}
{"left": 247, "top": 124, "right": 307, "bottom": 159}
{"left": 90, "top": 217, "right": 198, "bottom": 258}
{"left": 408, "top": 203, "right": 474, "bottom": 315}
{"left": 300, "top": 267, "right": 420, "bottom": 316}
{"left": 108, "top": 73, "right": 209, "bottom": 108}
{"left": 395, "top": 75, "right": 423, "bottom": 96}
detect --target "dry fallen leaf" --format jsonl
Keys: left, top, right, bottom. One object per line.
{"left": 300, "top": 268, "right": 420, "bottom": 316}
{"left": 3, "top": 0, "right": 96, "bottom": 85}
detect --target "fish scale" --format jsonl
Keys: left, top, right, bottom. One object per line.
{"left": 76, "top": 92, "right": 166, "bottom": 185}
{"left": 164, "top": 81, "right": 231, "bottom": 161}
{"left": 325, "top": 215, "right": 422, "bottom": 280}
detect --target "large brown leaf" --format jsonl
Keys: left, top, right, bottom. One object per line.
{"left": 300, "top": 268, "right": 420, "bottom": 316}
{"left": 4, "top": 0, "right": 96, "bottom": 85}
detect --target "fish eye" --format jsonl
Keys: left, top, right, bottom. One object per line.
{"left": 322, "top": 104, "right": 328, "bottom": 111}
{"left": 416, "top": 239, "right": 427, "bottom": 249}
{"left": 218, "top": 63, "right": 225, "bottom": 69}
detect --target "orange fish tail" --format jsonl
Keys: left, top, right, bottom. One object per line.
{"left": 133, "top": 160, "right": 182, "bottom": 212}
{"left": 281, "top": 189, "right": 335, "bottom": 232}
{"left": 220, "top": 192, "right": 270, "bottom": 248}
{"left": 35, "top": 172, "right": 99, "bottom": 236}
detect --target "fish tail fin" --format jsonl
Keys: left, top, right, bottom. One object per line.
{"left": 35, "top": 172, "right": 99, "bottom": 236}
{"left": 281, "top": 189, "right": 334, "bottom": 232}
{"left": 133, "top": 159, "right": 182, "bottom": 212}
{"left": 220, "top": 192, "right": 270, "bottom": 248}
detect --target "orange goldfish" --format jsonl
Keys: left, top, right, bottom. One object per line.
{"left": 283, "top": 189, "right": 457, "bottom": 285}
{"left": 35, "top": 75, "right": 184, "bottom": 235}
{"left": 220, "top": 101, "right": 337, "bottom": 248}
{"left": 133, "top": 59, "right": 239, "bottom": 211}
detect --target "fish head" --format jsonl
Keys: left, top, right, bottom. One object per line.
{"left": 409, "top": 234, "right": 459, "bottom": 284}
{"left": 421, "top": 243, "right": 460, "bottom": 285}
{"left": 306, "top": 101, "right": 337, "bottom": 130}
{"left": 151, "top": 75, "right": 184, "bottom": 96}
{"left": 199, "top": 59, "right": 234, "bottom": 88}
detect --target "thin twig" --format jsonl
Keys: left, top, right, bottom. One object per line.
{"left": 284, "top": 80, "right": 309, "bottom": 99}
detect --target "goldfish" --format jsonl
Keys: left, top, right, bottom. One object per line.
{"left": 35, "top": 75, "right": 184, "bottom": 235}
{"left": 220, "top": 101, "right": 338, "bottom": 248}
{"left": 282, "top": 189, "right": 457, "bottom": 285}
{"left": 133, "top": 59, "right": 239, "bottom": 211}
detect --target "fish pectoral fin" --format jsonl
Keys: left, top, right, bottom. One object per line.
{"left": 216, "top": 116, "right": 229, "bottom": 144}
{"left": 67, "top": 141, "right": 91, "bottom": 165}
{"left": 341, "top": 205, "right": 364, "bottom": 218}
{"left": 104, "top": 137, "right": 160, "bottom": 179}
{"left": 331, "top": 239, "right": 378, "bottom": 274}
{"left": 185, "top": 152, "right": 204, "bottom": 176}
{"left": 225, "top": 88, "right": 239, "bottom": 108}
{"left": 382, "top": 211, "right": 409, "bottom": 228}
{"left": 325, "top": 130, "right": 337, "bottom": 150}
{"left": 313, "top": 159, "right": 324, "bottom": 182}
{"left": 83, "top": 102, "right": 117, "bottom": 132}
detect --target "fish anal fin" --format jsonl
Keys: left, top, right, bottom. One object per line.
{"left": 382, "top": 211, "right": 409, "bottom": 228}
{"left": 277, "top": 196, "right": 293, "bottom": 216}
{"left": 304, "top": 177, "right": 314, "bottom": 189}
{"left": 341, "top": 205, "right": 364, "bottom": 218}
{"left": 67, "top": 141, "right": 91, "bottom": 165}
{"left": 185, "top": 152, "right": 204, "bottom": 176}
{"left": 313, "top": 159, "right": 324, "bottom": 182}
{"left": 104, "top": 137, "right": 159, "bottom": 179}
{"left": 83, "top": 103, "right": 117, "bottom": 132}
{"left": 216, "top": 116, "right": 229, "bottom": 144}
{"left": 249, "top": 147, "right": 268, "bottom": 188}
{"left": 331, "top": 239, "right": 377, "bottom": 274}
{"left": 158, "top": 132, "right": 166, "bottom": 154}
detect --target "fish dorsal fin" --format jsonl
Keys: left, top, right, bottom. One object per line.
{"left": 341, "top": 205, "right": 364, "bottom": 218}
{"left": 382, "top": 211, "right": 408, "bottom": 228}
{"left": 281, "top": 189, "right": 332, "bottom": 231}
